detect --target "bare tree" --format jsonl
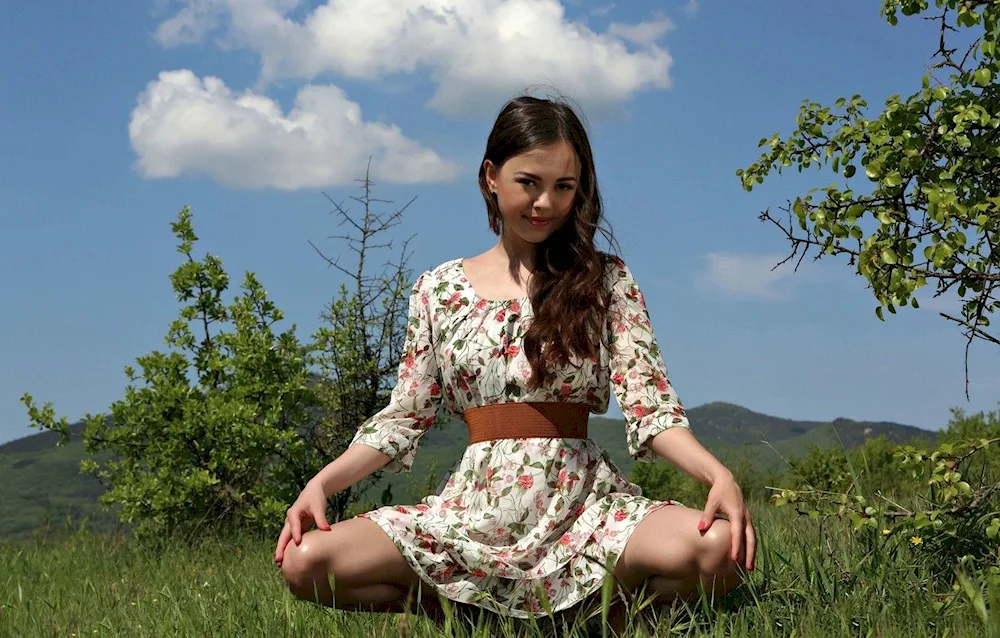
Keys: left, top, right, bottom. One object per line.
{"left": 307, "top": 159, "right": 418, "bottom": 519}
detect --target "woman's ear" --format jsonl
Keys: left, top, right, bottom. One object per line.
{"left": 483, "top": 160, "right": 498, "bottom": 193}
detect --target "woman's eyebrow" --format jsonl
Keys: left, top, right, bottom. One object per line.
{"left": 515, "top": 171, "right": 578, "bottom": 182}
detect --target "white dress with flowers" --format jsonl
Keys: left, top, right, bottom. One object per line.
{"left": 350, "top": 255, "right": 690, "bottom": 618}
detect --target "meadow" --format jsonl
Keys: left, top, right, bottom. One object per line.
{"left": 3, "top": 497, "right": 997, "bottom": 638}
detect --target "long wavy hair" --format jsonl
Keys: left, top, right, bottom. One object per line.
{"left": 478, "top": 95, "right": 618, "bottom": 389}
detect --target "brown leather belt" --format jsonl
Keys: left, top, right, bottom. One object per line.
{"left": 464, "top": 402, "right": 590, "bottom": 444}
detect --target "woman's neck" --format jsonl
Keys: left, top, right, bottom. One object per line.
{"left": 494, "top": 231, "right": 537, "bottom": 275}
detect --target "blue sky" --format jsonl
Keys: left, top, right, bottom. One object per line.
{"left": 2, "top": 0, "right": 997, "bottom": 446}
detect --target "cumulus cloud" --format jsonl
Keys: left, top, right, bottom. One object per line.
{"left": 154, "top": 0, "right": 226, "bottom": 46}
{"left": 590, "top": 4, "right": 616, "bottom": 17}
{"left": 697, "top": 252, "right": 795, "bottom": 300}
{"left": 608, "top": 17, "right": 674, "bottom": 47}
{"left": 913, "top": 287, "right": 964, "bottom": 314}
{"left": 153, "top": 0, "right": 674, "bottom": 117}
{"left": 128, "top": 70, "right": 460, "bottom": 189}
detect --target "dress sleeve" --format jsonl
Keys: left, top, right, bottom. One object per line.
{"left": 349, "top": 270, "right": 442, "bottom": 473}
{"left": 605, "top": 257, "right": 691, "bottom": 462}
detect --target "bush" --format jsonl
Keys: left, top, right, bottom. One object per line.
{"left": 772, "top": 407, "right": 1000, "bottom": 608}
{"left": 22, "top": 207, "right": 324, "bottom": 539}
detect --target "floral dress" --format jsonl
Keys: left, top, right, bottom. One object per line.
{"left": 350, "top": 255, "right": 690, "bottom": 618}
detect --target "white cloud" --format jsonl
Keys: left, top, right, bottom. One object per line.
{"left": 153, "top": 0, "right": 674, "bottom": 117}
{"left": 683, "top": 0, "right": 700, "bottom": 16}
{"left": 697, "top": 252, "right": 795, "bottom": 300}
{"left": 913, "top": 287, "right": 968, "bottom": 314}
{"left": 154, "top": 0, "right": 226, "bottom": 46}
{"left": 590, "top": 4, "right": 616, "bottom": 18}
{"left": 608, "top": 17, "right": 674, "bottom": 47}
{"left": 128, "top": 70, "right": 460, "bottom": 189}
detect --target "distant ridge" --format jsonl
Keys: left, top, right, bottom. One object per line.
{"left": 0, "top": 402, "right": 935, "bottom": 539}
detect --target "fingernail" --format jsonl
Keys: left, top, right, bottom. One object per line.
{"left": 697, "top": 521, "right": 706, "bottom": 531}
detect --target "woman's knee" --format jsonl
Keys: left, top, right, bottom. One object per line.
{"left": 280, "top": 518, "right": 420, "bottom": 605}
{"left": 697, "top": 520, "right": 740, "bottom": 578}
{"left": 280, "top": 530, "right": 335, "bottom": 593}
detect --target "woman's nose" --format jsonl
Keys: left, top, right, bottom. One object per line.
{"left": 534, "top": 190, "right": 552, "bottom": 211}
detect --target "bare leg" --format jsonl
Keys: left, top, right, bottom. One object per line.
{"left": 604, "top": 505, "right": 745, "bottom": 634}
{"left": 279, "top": 517, "right": 435, "bottom": 614}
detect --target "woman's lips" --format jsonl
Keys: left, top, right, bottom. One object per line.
{"left": 525, "top": 216, "right": 552, "bottom": 228}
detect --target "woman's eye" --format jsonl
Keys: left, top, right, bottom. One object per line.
{"left": 557, "top": 183, "right": 574, "bottom": 191}
{"left": 516, "top": 178, "right": 534, "bottom": 186}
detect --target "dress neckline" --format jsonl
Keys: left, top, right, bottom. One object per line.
{"left": 456, "top": 258, "right": 531, "bottom": 305}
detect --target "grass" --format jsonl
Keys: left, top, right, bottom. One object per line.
{"left": 3, "top": 500, "right": 997, "bottom": 638}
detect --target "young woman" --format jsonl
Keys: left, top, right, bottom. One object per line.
{"left": 274, "top": 95, "right": 756, "bottom": 629}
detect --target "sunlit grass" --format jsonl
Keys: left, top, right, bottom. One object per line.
{"left": 2, "top": 501, "right": 996, "bottom": 637}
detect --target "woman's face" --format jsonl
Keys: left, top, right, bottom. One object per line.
{"left": 484, "top": 140, "right": 581, "bottom": 245}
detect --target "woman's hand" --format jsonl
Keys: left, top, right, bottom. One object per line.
{"left": 698, "top": 472, "right": 755, "bottom": 572}
{"left": 647, "top": 428, "right": 756, "bottom": 572}
{"left": 274, "top": 480, "right": 332, "bottom": 565}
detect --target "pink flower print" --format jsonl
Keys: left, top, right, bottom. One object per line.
{"left": 614, "top": 510, "right": 627, "bottom": 522}
{"left": 475, "top": 298, "right": 488, "bottom": 311}
{"left": 560, "top": 383, "right": 572, "bottom": 396}
{"left": 633, "top": 405, "right": 647, "bottom": 418}
{"left": 612, "top": 373, "right": 624, "bottom": 385}
{"left": 558, "top": 469, "right": 568, "bottom": 485}
{"left": 559, "top": 533, "right": 572, "bottom": 546}
{"left": 415, "top": 504, "right": 430, "bottom": 512}
{"left": 656, "top": 378, "right": 668, "bottom": 392}
{"left": 518, "top": 475, "right": 534, "bottom": 490}
{"left": 429, "top": 382, "right": 440, "bottom": 396}
{"left": 506, "top": 344, "right": 520, "bottom": 357}
{"left": 495, "top": 308, "right": 506, "bottom": 322}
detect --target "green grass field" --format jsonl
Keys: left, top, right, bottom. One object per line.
{"left": 3, "top": 500, "right": 997, "bottom": 637}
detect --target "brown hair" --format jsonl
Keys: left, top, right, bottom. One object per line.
{"left": 478, "top": 95, "right": 618, "bottom": 388}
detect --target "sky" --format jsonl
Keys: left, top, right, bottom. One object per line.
{"left": 1, "top": 0, "right": 998, "bottom": 446}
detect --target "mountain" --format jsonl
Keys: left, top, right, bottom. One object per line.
{"left": 0, "top": 402, "right": 934, "bottom": 540}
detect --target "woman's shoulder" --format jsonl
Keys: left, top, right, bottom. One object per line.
{"left": 412, "top": 258, "right": 464, "bottom": 293}
{"left": 599, "top": 251, "right": 634, "bottom": 287}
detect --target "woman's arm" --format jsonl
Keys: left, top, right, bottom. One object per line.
{"left": 647, "top": 427, "right": 733, "bottom": 487}
{"left": 311, "top": 444, "right": 393, "bottom": 496}
{"left": 348, "top": 269, "right": 443, "bottom": 473}
{"left": 602, "top": 257, "right": 755, "bottom": 570}
{"left": 649, "top": 426, "right": 754, "bottom": 570}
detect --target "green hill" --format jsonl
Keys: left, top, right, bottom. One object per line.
{"left": 0, "top": 402, "right": 934, "bottom": 540}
